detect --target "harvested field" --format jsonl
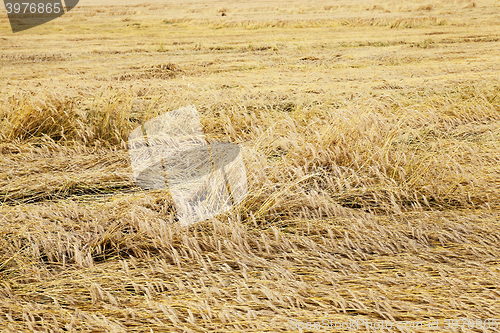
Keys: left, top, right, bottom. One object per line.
{"left": 0, "top": 0, "right": 499, "bottom": 331}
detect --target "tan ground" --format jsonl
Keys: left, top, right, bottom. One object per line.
{"left": 0, "top": 0, "right": 500, "bottom": 332}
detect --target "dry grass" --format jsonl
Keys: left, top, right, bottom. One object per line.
{"left": 0, "top": 0, "right": 499, "bottom": 331}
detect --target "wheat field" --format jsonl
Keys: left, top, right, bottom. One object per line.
{"left": 0, "top": 0, "right": 499, "bottom": 331}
